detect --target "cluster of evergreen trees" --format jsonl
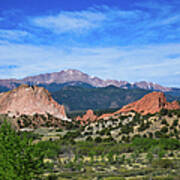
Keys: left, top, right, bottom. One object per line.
{"left": 0, "top": 121, "right": 44, "bottom": 180}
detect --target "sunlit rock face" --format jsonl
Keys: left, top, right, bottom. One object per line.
{"left": 76, "top": 109, "right": 97, "bottom": 124}
{"left": 98, "top": 92, "right": 180, "bottom": 120}
{"left": 116, "top": 92, "right": 180, "bottom": 115}
{"left": 0, "top": 84, "right": 68, "bottom": 120}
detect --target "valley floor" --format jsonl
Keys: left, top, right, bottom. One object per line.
{"left": 33, "top": 128, "right": 180, "bottom": 180}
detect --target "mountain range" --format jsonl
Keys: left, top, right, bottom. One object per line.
{"left": 0, "top": 69, "right": 180, "bottom": 112}
{"left": 0, "top": 69, "right": 179, "bottom": 93}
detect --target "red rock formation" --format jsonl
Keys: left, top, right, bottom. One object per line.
{"left": 98, "top": 92, "right": 180, "bottom": 119}
{"left": 76, "top": 109, "right": 97, "bottom": 123}
{"left": 98, "top": 113, "right": 114, "bottom": 120}
{"left": 116, "top": 92, "right": 180, "bottom": 115}
{"left": 0, "top": 84, "right": 68, "bottom": 120}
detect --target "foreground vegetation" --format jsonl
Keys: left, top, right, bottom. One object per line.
{"left": 0, "top": 109, "right": 180, "bottom": 179}
{"left": 0, "top": 121, "right": 45, "bottom": 180}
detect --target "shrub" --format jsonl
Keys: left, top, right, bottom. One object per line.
{"left": 160, "top": 109, "right": 168, "bottom": 116}
{"left": 148, "top": 132, "right": 153, "bottom": 138}
{"left": 86, "top": 136, "right": 93, "bottom": 141}
{"left": 56, "top": 128, "right": 63, "bottom": 132}
{"left": 152, "top": 159, "right": 174, "bottom": 169}
{"left": 172, "top": 119, "right": 178, "bottom": 127}
{"left": 160, "top": 126, "right": 168, "bottom": 134}
{"left": 161, "top": 119, "right": 168, "bottom": 125}
{"left": 168, "top": 111, "right": 173, "bottom": 118}
{"left": 155, "top": 131, "right": 163, "bottom": 138}
{"left": 95, "top": 136, "right": 102, "bottom": 143}
{"left": 138, "top": 122, "right": 150, "bottom": 132}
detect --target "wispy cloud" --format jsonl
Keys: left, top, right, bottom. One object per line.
{"left": 159, "top": 15, "right": 180, "bottom": 26}
{"left": 0, "top": 41, "right": 180, "bottom": 87}
{"left": 134, "top": 1, "right": 173, "bottom": 13}
{"left": 0, "top": 29, "right": 30, "bottom": 41}
{"left": 1, "top": 2, "right": 180, "bottom": 45}
{"left": 32, "top": 10, "right": 105, "bottom": 34}
{"left": 0, "top": 1, "right": 180, "bottom": 87}
{"left": 31, "top": 7, "right": 142, "bottom": 34}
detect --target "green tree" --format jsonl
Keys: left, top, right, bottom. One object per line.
{"left": 172, "top": 119, "right": 178, "bottom": 127}
{"left": 89, "top": 150, "right": 96, "bottom": 163}
{"left": 107, "top": 151, "right": 114, "bottom": 164}
{"left": 0, "top": 121, "right": 44, "bottom": 180}
{"left": 146, "top": 152, "right": 153, "bottom": 163}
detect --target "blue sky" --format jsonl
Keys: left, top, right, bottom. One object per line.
{"left": 0, "top": 0, "right": 180, "bottom": 87}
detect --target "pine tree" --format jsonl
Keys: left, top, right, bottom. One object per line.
{"left": 0, "top": 121, "right": 44, "bottom": 180}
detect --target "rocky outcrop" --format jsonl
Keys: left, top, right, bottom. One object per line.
{"left": 0, "top": 84, "right": 69, "bottom": 120}
{"left": 76, "top": 109, "right": 97, "bottom": 123}
{"left": 98, "top": 92, "right": 180, "bottom": 119}
{"left": 116, "top": 92, "right": 180, "bottom": 115}
{"left": 98, "top": 113, "right": 114, "bottom": 120}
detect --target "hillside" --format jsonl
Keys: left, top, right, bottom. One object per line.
{"left": 37, "top": 81, "right": 95, "bottom": 92}
{"left": 77, "top": 109, "right": 180, "bottom": 142}
{"left": 52, "top": 86, "right": 152, "bottom": 111}
{"left": 52, "top": 86, "right": 180, "bottom": 112}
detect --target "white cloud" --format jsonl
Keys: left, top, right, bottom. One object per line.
{"left": 0, "top": 3, "right": 180, "bottom": 87}
{"left": 1, "top": 4, "right": 179, "bottom": 45}
{"left": 0, "top": 29, "right": 31, "bottom": 41}
{"left": 148, "top": 14, "right": 180, "bottom": 29}
{"left": 32, "top": 10, "right": 105, "bottom": 33}
{"left": 31, "top": 7, "right": 142, "bottom": 34}
{"left": 159, "top": 15, "right": 180, "bottom": 25}
{"left": 133, "top": 1, "right": 180, "bottom": 29}
{"left": 175, "top": 72, "right": 180, "bottom": 75}
{"left": 0, "top": 41, "right": 180, "bottom": 87}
